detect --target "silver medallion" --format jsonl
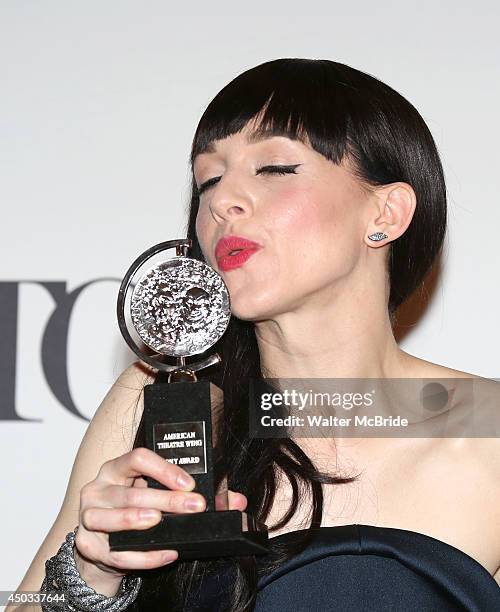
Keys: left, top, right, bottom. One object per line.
{"left": 130, "top": 256, "right": 230, "bottom": 357}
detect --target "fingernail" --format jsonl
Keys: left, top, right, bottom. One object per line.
{"left": 177, "top": 473, "right": 194, "bottom": 489}
{"left": 184, "top": 496, "right": 204, "bottom": 511}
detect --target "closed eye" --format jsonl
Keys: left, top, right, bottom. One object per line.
{"left": 196, "top": 164, "right": 301, "bottom": 195}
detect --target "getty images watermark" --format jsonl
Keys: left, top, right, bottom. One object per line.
{"left": 248, "top": 378, "right": 500, "bottom": 438}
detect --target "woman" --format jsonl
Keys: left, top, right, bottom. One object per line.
{"left": 13, "top": 58, "right": 500, "bottom": 611}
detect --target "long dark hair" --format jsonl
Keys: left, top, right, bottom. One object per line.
{"left": 128, "top": 58, "right": 447, "bottom": 611}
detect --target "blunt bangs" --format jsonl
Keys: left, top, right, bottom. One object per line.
{"left": 190, "top": 58, "right": 355, "bottom": 170}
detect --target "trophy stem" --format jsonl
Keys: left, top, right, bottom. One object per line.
{"left": 168, "top": 357, "right": 198, "bottom": 383}
{"left": 143, "top": 381, "right": 215, "bottom": 510}
{"left": 176, "top": 243, "right": 190, "bottom": 257}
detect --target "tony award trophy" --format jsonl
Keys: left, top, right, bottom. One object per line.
{"left": 109, "top": 238, "right": 269, "bottom": 560}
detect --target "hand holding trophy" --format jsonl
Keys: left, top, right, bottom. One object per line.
{"left": 108, "top": 238, "right": 269, "bottom": 560}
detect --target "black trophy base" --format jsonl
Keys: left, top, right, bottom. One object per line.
{"left": 108, "top": 509, "right": 269, "bottom": 560}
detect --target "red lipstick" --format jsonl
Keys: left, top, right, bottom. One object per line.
{"left": 215, "top": 235, "right": 262, "bottom": 272}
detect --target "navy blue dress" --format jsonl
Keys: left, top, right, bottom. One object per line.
{"left": 188, "top": 524, "right": 500, "bottom": 611}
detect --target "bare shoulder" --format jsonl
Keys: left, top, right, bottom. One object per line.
{"left": 88, "top": 360, "right": 159, "bottom": 446}
{"left": 61, "top": 360, "right": 164, "bottom": 501}
{"left": 401, "top": 352, "right": 486, "bottom": 380}
{"left": 408, "top": 354, "right": 500, "bottom": 470}
{"left": 404, "top": 354, "right": 500, "bottom": 579}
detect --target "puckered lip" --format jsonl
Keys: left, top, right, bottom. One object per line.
{"left": 215, "top": 234, "right": 263, "bottom": 261}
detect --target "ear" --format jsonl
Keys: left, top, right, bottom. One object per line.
{"left": 363, "top": 182, "right": 416, "bottom": 248}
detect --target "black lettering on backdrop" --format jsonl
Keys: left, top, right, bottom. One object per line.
{"left": 0, "top": 278, "right": 119, "bottom": 422}
{"left": 0, "top": 282, "right": 31, "bottom": 421}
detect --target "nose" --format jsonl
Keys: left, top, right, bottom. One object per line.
{"left": 208, "top": 173, "right": 252, "bottom": 223}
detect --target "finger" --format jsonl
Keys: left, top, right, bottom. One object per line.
{"left": 105, "top": 548, "right": 179, "bottom": 571}
{"left": 215, "top": 491, "right": 229, "bottom": 511}
{"left": 81, "top": 506, "right": 164, "bottom": 533}
{"left": 215, "top": 490, "right": 248, "bottom": 511}
{"left": 132, "top": 476, "right": 148, "bottom": 489}
{"left": 98, "top": 447, "right": 196, "bottom": 491}
{"left": 76, "top": 535, "right": 179, "bottom": 572}
{"left": 102, "top": 484, "right": 206, "bottom": 514}
{"left": 228, "top": 491, "right": 248, "bottom": 511}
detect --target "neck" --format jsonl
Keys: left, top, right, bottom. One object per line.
{"left": 254, "top": 283, "right": 408, "bottom": 381}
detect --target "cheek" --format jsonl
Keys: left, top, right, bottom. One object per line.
{"left": 265, "top": 184, "right": 343, "bottom": 246}
{"left": 269, "top": 185, "right": 360, "bottom": 280}
{"left": 195, "top": 210, "right": 213, "bottom": 263}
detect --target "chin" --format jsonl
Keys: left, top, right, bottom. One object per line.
{"left": 230, "top": 294, "right": 285, "bottom": 322}
{"left": 230, "top": 305, "right": 264, "bottom": 322}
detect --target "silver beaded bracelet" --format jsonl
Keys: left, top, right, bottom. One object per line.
{"left": 39, "top": 526, "right": 142, "bottom": 612}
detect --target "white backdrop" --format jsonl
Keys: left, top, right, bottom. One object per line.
{"left": 1, "top": 0, "right": 499, "bottom": 590}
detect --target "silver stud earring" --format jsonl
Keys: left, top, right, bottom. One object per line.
{"left": 368, "top": 232, "right": 388, "bottom": 242}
